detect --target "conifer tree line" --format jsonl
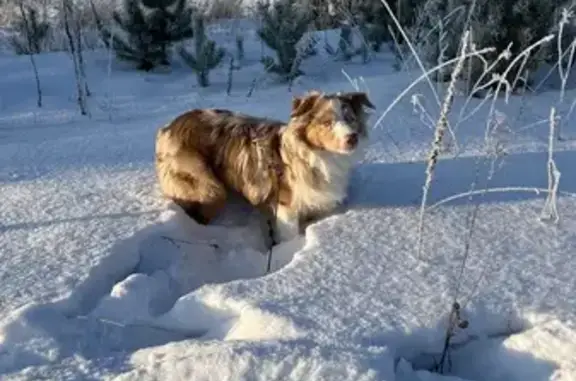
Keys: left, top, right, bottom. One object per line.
{"left": 5, "top": 0, "right": 576, "bottom": 89}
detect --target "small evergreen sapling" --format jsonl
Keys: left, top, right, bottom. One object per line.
{"left": 322, "top": 0, "right": 424, "bottom": 61}
{"left": 328, "top": 19, "right": 368, "bottom": 63}
{"left": 179, "top": 16, "right": 225, "bottom": 87}
{"left": 96, "top": 0, "right": 163, "bottom": 71}
{"left": 358, "top": 0, "right": 424, "bottom": 52}
{"left": 96, "top": 0, "right": 194, "bottom": 71}
{"left": 256, "top": 0, "right": 313, "bottom": 81}
{"left": 144, "top": 0, "right": 194, "bottom": 64}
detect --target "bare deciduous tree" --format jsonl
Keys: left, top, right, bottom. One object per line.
{"left": 74, "top": 10, "right": 91, "bottom": 97}
{"left": 16, "top": 0, "right": 43, "bottom": 108}
{"left": 61, "top": 0, "right": 89, "bottom": 116}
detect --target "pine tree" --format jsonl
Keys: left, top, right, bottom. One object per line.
{"left": 411, "top": 0, "right": 469, "bottom": 81}
{"left": 145, "top": 0, "right": 194, "bottom": 64}
{"left": 349, "top": 0, "right": 425, "bottom": 52}
{"left": 546, "top": 7, "right": 576, "bottom": 71}
{"left": 415, "top": 0, "right": 567, "bottom": 91}
{"left": 307, "top": 0, "right": 339, "bottom": 30}
{"left": 96, "top": 0, "right": 194, "bottom": 71}
{"left": 469, "top": 0, "right": 559, "bottom": 87}
{"left": 10, "top": 4, "right": 49, "bottom": 55}
{"left": 336, "top": 22, "right": 354, "bottom": 60}
{"left": 179, "top": 16, "right": 225, "bottom": 87}
{"left": 256, "top": 0, "right": 314, "bottom": 81}
{"left": 321, "top": 1, "right": 362, "bottom": 61}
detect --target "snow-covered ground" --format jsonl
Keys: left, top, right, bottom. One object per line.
{"left": 1, "top": 24, "right": 576, "bottom": 381}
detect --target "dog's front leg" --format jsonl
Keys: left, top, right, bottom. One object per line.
{"left": 273, "top": 205, "right": 300, "bottom": 243}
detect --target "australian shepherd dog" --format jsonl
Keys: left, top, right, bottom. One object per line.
{"left": 154, "top": 90, "right": 375, "bottom": 243}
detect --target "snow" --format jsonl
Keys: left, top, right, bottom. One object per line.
{"left": 1, "top": 24, "right": 576, "bottom": 381}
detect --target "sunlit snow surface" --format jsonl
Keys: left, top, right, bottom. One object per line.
{"left": 1, "top": 25, "right": 576, "bottom": 381}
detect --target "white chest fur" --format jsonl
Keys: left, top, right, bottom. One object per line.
{"left": 291, "top": 143, "right": 364, "bottom": 214}
{"left": 273, "top": 147, "right": 362, "bottom": 243}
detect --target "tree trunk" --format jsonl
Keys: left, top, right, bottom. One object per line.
{"left": 198, "top": 70, "right": 209, "bottom": 87}
{"left": 75, "top": 23, "right": 91, "bottom": 97}
{"left": 62, "top": 0, "right": 88, "bottom": 116}
{"left": 18, "top": 1, "right": 43, "bottom": 108}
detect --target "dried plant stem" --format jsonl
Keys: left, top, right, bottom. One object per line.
{"left": 372, "top": 46, "right": 494, "bottom": 130}
{"left": 540, "top": 107, "right": 561, "bottom": 223}
{"left": 416, "top": 30, "right": 470, "bottom": 259}
{"left": 378, "top": 0, "right": 443, "bottom": 108}
{"left": 556, "top": 8, "right": 576, "bottom": 140}
{"left": 427, "top": 186, "right": 576, "bottom": 211}
{"left": 433, "top": 302, "right": 468, "bottom": 374}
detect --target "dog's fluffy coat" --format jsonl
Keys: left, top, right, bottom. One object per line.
{"left": 155, "top": 90, "right": 375, "bottom": 242}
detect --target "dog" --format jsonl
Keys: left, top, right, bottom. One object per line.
{"left": 154, "top": 90, "right": 375, "bottom": 243}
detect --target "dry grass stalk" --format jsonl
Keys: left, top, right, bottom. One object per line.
{"left": 416, "top": 30, "right": 470, "bottom": 259}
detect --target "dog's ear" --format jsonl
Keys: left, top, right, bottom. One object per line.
{"left": 291, "top": 90, "right": 322, "bottom": 118}
{"left": 338, "top": 91, "right": 375, "bottom": 111}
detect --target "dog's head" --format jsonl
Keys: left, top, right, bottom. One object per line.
{"left": 288, "top": 90, "right": 375, "bottom": 155}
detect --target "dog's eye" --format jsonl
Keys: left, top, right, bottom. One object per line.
{"left": 342, "top": 107, "right": 355, "bottom": 121}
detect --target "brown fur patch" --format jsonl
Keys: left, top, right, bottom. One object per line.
{"left": 155, "top": 109, "right": 285, "bottom": 223}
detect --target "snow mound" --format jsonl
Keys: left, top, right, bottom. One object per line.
{"left": 0, "top": 199, "right": 306, "bottom": 375}
{"left": 117, "top": 340, "right": 394, "bottom": 381}
{"left": 88, "top": 201, "right": 308, "bottom": 342}
{"left": 410, "top": 319, "right": 576, "bottom": 381}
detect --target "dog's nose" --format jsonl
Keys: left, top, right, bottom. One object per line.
{"left": 345, "top": 133, "right": 358, "bottom": 147}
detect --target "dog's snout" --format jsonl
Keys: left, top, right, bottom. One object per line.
{"left": 345, "top": 133, "right": 358, "bottom": 147}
